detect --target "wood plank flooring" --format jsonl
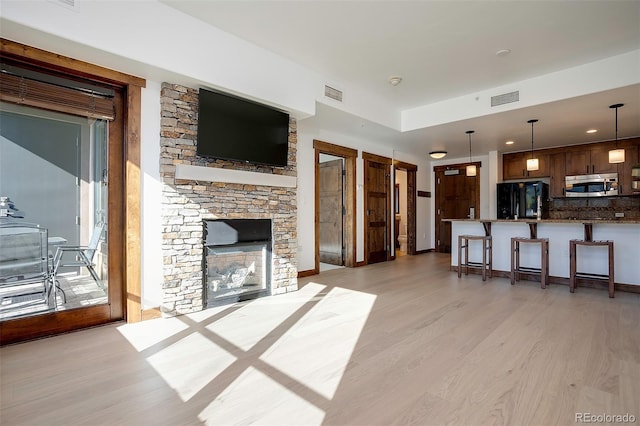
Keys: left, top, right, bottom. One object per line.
{"left": 1, "top": 253, "right": 638, "bottom": 425}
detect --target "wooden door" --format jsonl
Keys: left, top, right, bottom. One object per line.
{"left": 434, "top": 165, "right": 480, "bottom": 253}
{"left": 565, "top": 151, "right": 590, "bottom": 176}
{"left": 591, "top": 147, "right": 619, "bottom": 174}
{"left": 319, "top": 159, "right": 344, "bottom": 265}
{"left": 364, "top": 153, "right": 391, "bottom": 264}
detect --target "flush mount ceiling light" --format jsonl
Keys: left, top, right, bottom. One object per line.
{"left": 586, "top": 129, "right": 598, "bottom": 134}
{"left": 526, "top": 119, "right": 539, "bottom": 171}
{"left": 496, "top": 49, "right": 511, "bottom": 57}
{"left": 608, "top": 103, "right": 625, "bottom": 164}
{"left": 388, "top": 76, "right": 403, "bottom": 86}
{"left": 505, "top": 140, "right": 514, "bottom": 145}
{"left": 429, "top": 151, "right": 447, "bottom": 159}
{"left": 466, "top": 130, "right": 477, "bottom": 177}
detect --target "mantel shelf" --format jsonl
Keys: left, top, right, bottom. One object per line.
{"left": 175, "top": 164, "right": 297, "bottom": 188}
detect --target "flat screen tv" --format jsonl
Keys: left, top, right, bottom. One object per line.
{"left": 196, "top": 88, "right": 289, "bottom": 167}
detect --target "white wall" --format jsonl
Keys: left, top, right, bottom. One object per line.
{"left": 140, "top": 81, "right": 163, "bottom": 309}
{"left": 296, "top": 124, "right": 432, "bottom": 272}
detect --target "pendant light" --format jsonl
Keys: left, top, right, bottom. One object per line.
{"left": 608, "top": 103, "right": 625, "bottom": 164}
{"left": 526, "top": 119, "right": 539, "bottom": 171}
{"left": 465, "top": 130, "right": 476, "bottom": 176}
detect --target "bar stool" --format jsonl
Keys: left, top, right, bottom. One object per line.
{"left": 458, "top": 235, "right": 492, "bottom": 281}
{"left": 510, "top": 237, "right": 549, "bottom": 288}
{"left": 569, "top": 240, "right": 614, "bottom": 298}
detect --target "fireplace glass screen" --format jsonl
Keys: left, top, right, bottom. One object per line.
{"left": 205, "top": 243, "right": 267, "bottom": 302}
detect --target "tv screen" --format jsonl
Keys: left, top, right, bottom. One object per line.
{"left": 196, "top": 88, "right": 289, "bottom": 167}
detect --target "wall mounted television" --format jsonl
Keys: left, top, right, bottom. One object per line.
{"left": 196, "top": 88, "right": 290, "bottom": 167}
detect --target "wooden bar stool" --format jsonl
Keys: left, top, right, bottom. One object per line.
{"left": 510, "top": 237, "right": 549, "bottom": 288}
{"left": 569, "top": 240, "right": 614, "bottom": 298}
{"left": 458, "top": 235, "right": 492, "bottom": 281}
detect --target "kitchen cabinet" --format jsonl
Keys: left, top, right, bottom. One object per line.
{"left": 549, "top": 152, "right": 566, "bottom": 198}
{"left": 503, "top": 152, "right": 549, "bottom": 180}
{"left": 565, "top": 147, "right": 618, "bottom": 176}
{"left": 620, "top": 144, "right": 639, "bottom": 195}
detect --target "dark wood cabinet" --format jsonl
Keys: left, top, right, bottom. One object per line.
{"left": 620, "top": 144, "right": 639, "bottom": 195}
{"left": 565, "top": 147, "right": 618, "bottom": 175}
{"left": 503, "top": 152, "right": 549, "bottom": 180}
{"left": 549, "top": 152, "right": 566, "bottom": 198}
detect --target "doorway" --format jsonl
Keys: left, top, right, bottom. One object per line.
{"left": 363, "top": 152, "right": 392, "bottom": 264}
{"left": 393, "top": 160, "right": 418, "bottom": 257}
{"left": 434, "top": 162, "right": 481, "bottom": 253}
{"left": 314, "top": 140, "right": 357, "bottom": 273}
{"left": 319, "top": 156, "right": 344, "bottom": 266}
{"left": 0, "top": 39, "right": 143, "bottom": 345}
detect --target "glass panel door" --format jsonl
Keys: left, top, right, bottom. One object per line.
{"left": 0, "top": 102, "right": 109, "bottom": 320}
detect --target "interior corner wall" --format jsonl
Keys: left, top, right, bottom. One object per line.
{"left": 140, "top": 80, "right": 164, "bottom": 309}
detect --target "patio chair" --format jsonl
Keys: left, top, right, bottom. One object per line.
{"left": 53, "top": 222, "right": 105, "bottom": 289}
{"left": 0, "top": 222, "right": 55, "bottom": 313}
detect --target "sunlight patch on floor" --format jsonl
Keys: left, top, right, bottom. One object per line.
{"left": 146, "top": 332, "right": 236, "bottom": 402}
{"left": 117, "top": 316, "right": 189, "bottom": 352}
{"left": 260, "top": 285, "right": 377, "bottom": 399}
{"left": 205, "top": 282, "right": 326, "bottom": 351}
{"left": 198, "top": 366, "right": 326, "bottom": 425}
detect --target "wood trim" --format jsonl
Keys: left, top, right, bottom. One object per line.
{"left": 313, "top": 139, "right": 357, "bottom": 158}
{"left": 297, "top": 269, "right": 318, "bottom": 278}
{"left": 394, "top": 160, "right": 418, "bottom": 171}
{"left": 394, "top": 161, "right": 418, "bottom": 256}
{"left": 362, "top": 151, "right": 392, "bottom": 165}
{"left": 433, "top": 161, "right": 481, "bottom": 172}
{"left": 314, "top": 140, "right": 357, "bottom": 270}
{"left": 415, "top": 249, "right": 434, "bottom": 255}
{"left": 141, "top": 307, "right": 162, "bottom": 321}
{"left": 355, "top": 261, "right": 367, "bottom": 267}
{"left": 1, "top": 39, "right": 146, "bottom": 88}
{"left": 125, "top": 85, "right": 142, "bottom": 322}
{"left": 0, "top": 39, "right": 144, "bottom": 343}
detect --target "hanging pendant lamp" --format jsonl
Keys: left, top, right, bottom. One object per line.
{"left": 465, "top": 130, "right": 476, "bottom": 176}
{"left": 526, "top": 119, "right": 539, "bottom": 171}
{"left": 608, "top": 103, "right": 625, "bottom": 164}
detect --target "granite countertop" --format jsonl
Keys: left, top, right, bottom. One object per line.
{"left": 444, "top": 218, "right": 640, "bottom": 224}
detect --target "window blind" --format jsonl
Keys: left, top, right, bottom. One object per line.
{"left": 0, "top": 70, "right": 115, "bottom": 120}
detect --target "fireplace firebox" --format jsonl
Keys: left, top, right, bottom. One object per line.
{"left": 203, "top": 219, "right": 272, "bottom": 307}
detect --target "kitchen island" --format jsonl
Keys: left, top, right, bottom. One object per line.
{"left": 446, "top": 219, "right": 640, "bottom": 288}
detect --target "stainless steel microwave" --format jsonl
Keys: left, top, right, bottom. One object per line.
{"left": 565, "top": 173, "right": 618, "bottom": 197}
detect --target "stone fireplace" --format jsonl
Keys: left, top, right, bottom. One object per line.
{"left": 159, "top": 83, "right": 297, "bottom": 316}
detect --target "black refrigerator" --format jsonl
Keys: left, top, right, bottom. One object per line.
{"left": 497, "top": 182, "right": 549, "bottom": 219}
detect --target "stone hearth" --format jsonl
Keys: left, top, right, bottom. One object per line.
{"left": 159, "top": 83, "right": 297, "bottom": 316}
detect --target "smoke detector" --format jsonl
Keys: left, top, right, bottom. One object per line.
{"left": 388, "top": 76, "right": 403, "bottom": 86}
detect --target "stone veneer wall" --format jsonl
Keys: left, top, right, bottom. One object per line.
{"left": 159, "top": 83, "right": 297, "bottom": 315}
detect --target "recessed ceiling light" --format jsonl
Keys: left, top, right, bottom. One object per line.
{"left": 586, "top": 129, "right": 598, "bottom": 134}
{"left": 496, "top": 49, "right": 511, "bottom": 57}
{"left": 505, "top": 140, "right": 515, "bottom": 145}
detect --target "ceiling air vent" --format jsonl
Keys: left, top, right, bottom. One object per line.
{"left": 491, "top": 90, "right": 519, "bottom": 107}
{"left": 324, "top": 85, "right": 343, "bottom": 102}
{"left": 49, "top": 0, "right": 78, "bottom": 10}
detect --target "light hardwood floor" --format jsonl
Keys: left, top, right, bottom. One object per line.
{"left": 1, "top": 253, "right": 638, "bottom": 425}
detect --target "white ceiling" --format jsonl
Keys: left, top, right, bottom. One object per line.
{"left": 161, "top": 0, "right": 640, "bottom": 159}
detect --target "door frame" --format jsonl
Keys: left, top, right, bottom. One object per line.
{"left": 314, "top": 140, "right": 357, "bottom": 273}
{"left": 363, "top": 152, "right": 392, "bottom": 264}
{"left": 433, "top": 161, "right": 481, "bottom": 253}
{"left": 0, "top": 39, "right": 144, "bottom": 345}
{"left": 393, "top": 160, "right": 418, "bottom": 256}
